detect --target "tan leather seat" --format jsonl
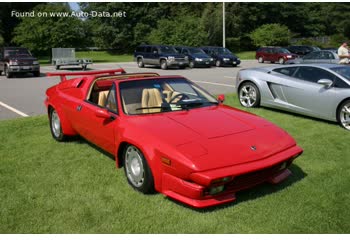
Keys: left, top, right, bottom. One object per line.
{"left": 98, "top": 91, "right": 109, "bottom": 107}
{"left": 141, "top": 88, "right": 163, "bottom": 113}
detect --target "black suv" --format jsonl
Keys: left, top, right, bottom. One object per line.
{"left": 200, "top": 46, "right": 240, "bottom": 67}
{"left": 134, "top": 45, "right": 189, "bottom": 70}
{"left": 0, "top": 47, "right": 40, "bottom": 78}
{"left": 174, "top": 46, "right": 213, "bottom": 68}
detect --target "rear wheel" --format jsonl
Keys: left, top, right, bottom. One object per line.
{"left": 258, "top": 57, "right": 264, "bottom": 63}
{"left": 239, "top": 82, "right": 261, "bottom": 108}
{"left": 337, "top": 100, "right": 350, "bottom": 130}
{"left": 49, "top": 108, "right": 66, "bottom": 141}
{"left": 123, "top": 145, "right": 154, "bottom": 194}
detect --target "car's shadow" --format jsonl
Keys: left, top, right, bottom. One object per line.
{"left": 167, "top": 163, "right": 306, "bottom": 212}
{"left": 54, "top": 67, "right": 91, "bottom": 71}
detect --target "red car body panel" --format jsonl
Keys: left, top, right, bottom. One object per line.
{"left": 45, "top": 69, "right": 303, "bottom": 208}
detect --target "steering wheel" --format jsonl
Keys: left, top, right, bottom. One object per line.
{"left": 169, "top": 93, "right": 189, "bottom": 104}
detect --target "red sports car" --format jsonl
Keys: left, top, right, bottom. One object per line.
{"left": 45, "top": 69, "right": 303, "bottom": 208}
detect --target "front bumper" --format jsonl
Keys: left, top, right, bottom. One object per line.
{"left": 194, "top": 60, "right": 212, "bottom": 67}
{"left": 221, "top": 59, "right": 241, "bottom": 66}
{"left": 167, "top": 59, "right": 189, "bottom": 67}
{"left": 9, "top": 65, "right": 40, "bottom": 73}
{"left": 161, "top": 145, "right": 302, "bottom": 208}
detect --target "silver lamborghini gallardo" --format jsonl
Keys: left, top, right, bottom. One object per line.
{"left": 236, "top": 64, "right": 350, "bottom": 130}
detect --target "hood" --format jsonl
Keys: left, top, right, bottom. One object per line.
{"left": 160, "top": 53, "right": 186, "bottom": 58}
{"left": 126, "top": 106, "right": 295, "bottom": 171}
{"left": 7, "top": 55, "right": 37, "bottom": 61}
{"left": 219, "top": 54, "right": 237, "bottom": 59}
{"left": 191, "top": 53, "right": 211, "bottom": 59}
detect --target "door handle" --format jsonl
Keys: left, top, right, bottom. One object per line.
{"left": 76, "top": 105, "right": 82, "bottom": 111}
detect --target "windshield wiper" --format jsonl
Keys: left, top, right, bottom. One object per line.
{"left": 175, "top": 100, "right": 218, "bottom": 110}
{"left": 136, "top": 105, "right": 171, "bottom": 111}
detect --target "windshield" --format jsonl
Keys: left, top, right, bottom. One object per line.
{"left": 120, "top": 78, "right": 218, "bottom": 115}
{"left": 331, "top": 66, "right": 350, "bottom": 80}
{"left": 5, "top": 49, "right": 31, "bottom": 57}
{"left": 159, "top": 46, "right": 178, "bottom": 54}
{"left": 278, "top": 48, "right": 291, "bottom": 54}
{"left": 188, "top": 48, "right": 206, "bottom": 54}
{"left": 216, "top": 48, "right": 232, "bottom": 55}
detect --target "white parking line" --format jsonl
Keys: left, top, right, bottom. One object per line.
{"left": 193, "top": 81, "right": 235, "bottom": 88}
{"left": 0, "top": 101, "right": 29, "bottom": 117}
{"left": 224, "top": 76, "right": 236, "bottom": 79}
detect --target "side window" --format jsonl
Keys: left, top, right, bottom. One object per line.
{"left": 136, "top": 46, "right": 144, "bottom": 52}
{"left": 303, "top": 52, "right": 318, "bottom": 59}
{"left": 273, "top": 67, "right": 298, "bottom": 76}
{"left": 294, "top": 67, "right": 335, "bottom": 83}
{"left": 183, "top": 49, "right": 189, "bottom": 54}
{"left": 106, "top": 84, "right": 118, "bottom": 113}
{"left": 334, "top": 77, "right": 350, "bottom": 88}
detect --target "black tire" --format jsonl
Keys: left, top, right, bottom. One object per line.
{"left": 160, "top": 59, "right": 168, "bottom": 70}
{"left": 258, "top": 57, "right": 264, "bottom": 63}
{"left": 4, "top": 66, "right": 12, "bottom": 78}
{"left": 82, "top": 65, "right": 87, "bottom": 70}
{"left": 55, "top": 65, "right": 60, "bottom": 70}
{"left": 216, "top": 60, "right": 221, "bottom": 67}
{"left": 233, "top": 64, "right": 237, "bottom": 67}
{"left": 137, "top": 58, "right": 144, "bottom": 68}
{"left": 337, "top": 99, "right": 350, "bottom": 131}
{"left": 33, "top": 71, "right": 40, "bottom": 77}
{"left": 279, "top": 58, "right": 285, "bottom": 64}
{"left": 49, "top": 108, "right": 66, "bottom": 141}
{"left": 0, "top": 70, "right": 2, "bottom": 76}
{"left": 189, "top": 60, "right": 195, "bottom": 68}
{"left": 238, "top": 82, "right": 261, "bottom": 108}
{"left": 123, "top": 145, "right": 155, "bottom": 194}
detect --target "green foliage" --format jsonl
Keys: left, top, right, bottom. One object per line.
{"left": 12, "top": 3, "right": 89, "bottom": 56}
{"left": 148, "top": 16, "right": 207, "bottom": 46}
{"left": 250, "top": 23, "right": 291, "bottom": 47}
{"left": 0, "top": 35, "right": 4, "bottom": 46}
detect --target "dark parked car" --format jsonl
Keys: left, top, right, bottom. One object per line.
{"left": 285, "top": 50, "right": 339, "bottom": 64}
{"left": 134, "top": 45, "right": 189, "bottom": 70}
{"left": 200, "top": 46, "right": 241, "bottom": 67}
{"left": 174, "top": 46, "right": 213, "bottom": 68}
{"left": 287, "top": 45, "right": 321, "bottom": 56}
{"left": 0, "top": 47, "right": 40, "bottom": 78}
{"left": 256, "top": 47, "right": 298, "bottom": 64}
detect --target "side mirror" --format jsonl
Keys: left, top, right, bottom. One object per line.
{"left": 95, "top": 108, "right": 111, "bottom": 119}
{"left": 217, "top": 94, "right": 225, "bottom": 103}
{"left": 317, "top": 79, "right": 333, "bottom": 88}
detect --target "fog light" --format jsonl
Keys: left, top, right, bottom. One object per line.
{"left": 209, "top": 185, "right": 225, "bottom": 195}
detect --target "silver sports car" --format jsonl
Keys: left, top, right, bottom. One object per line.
{"left": 285, "top": 50, "right": 339, "bottom": 64}
{"left": 236, "top": 64, "right": 350, "bottom": 130}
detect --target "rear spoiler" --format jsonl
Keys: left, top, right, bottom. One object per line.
{"left": 46, "top": 68, "right": 126, "bottom": 82}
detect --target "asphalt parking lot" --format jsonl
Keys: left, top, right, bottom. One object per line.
{"left": 0, "top": 60, "right": 274, "bottom": 120}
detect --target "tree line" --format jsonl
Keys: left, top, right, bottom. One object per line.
{"left": 1, "top": 2, "right": 350, "bottom": 56}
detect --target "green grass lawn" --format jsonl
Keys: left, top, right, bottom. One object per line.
{"left": 1, "top": 95, "right": 349, "bottom": 233}
{"left": 236, "top": 51, "right": 255, "bottom": 60}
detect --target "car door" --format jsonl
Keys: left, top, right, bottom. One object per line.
{"left": 280, "top": 66, "right": 336, "bottom": 119}
{"left": 70, "top": 84, "right": 119, "bottom": 154}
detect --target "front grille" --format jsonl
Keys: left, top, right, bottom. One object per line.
{"left": 225, "top": 162, "right": 288, "bottom": 192}
{"left": 18, "top": 61, "right": 32, "bottom": 65}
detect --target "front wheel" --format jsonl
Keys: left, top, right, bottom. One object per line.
{"left": 279, "top": 58, "right": 285, "bottom": 64}
{"left": 189, "top": 61, "right": 195, "bottom": 68}
{"left": 216, "top": 60, "right": 221, "bottom": 67}
{"left": 160, "top": 59, "right": 168, "bottom": 70}
{"left": 49, "top": 108, "right": 66, "bottom": 141}
{"left": 123, "top": 145, "right": 154, "bottom": 194}
{"left": 4, "top": 66, "right": 12, "bottom": 78}
{"left": 258, "top": 57, "right": 264, "bottom": 63}
{"left": 137, "top": 58, "right": 144, "bottom": 68}
{"left": 238, "top": 82, "right": 261, "bottom": 108}
{"left": 337, "top": 100, "right": 350, "bottom": 130}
